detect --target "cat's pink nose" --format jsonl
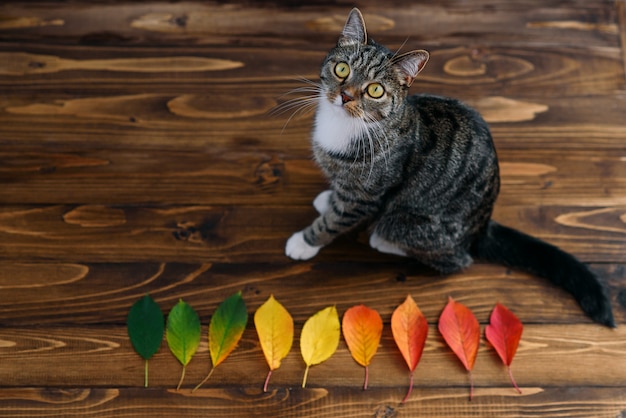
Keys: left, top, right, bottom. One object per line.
{"left": 340, "top": 91, "right": 353, "bottom": 104}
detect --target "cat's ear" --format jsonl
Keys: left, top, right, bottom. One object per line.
{"left": 394, "top": 50, "right": 430, "bottom": 87}
{"left": 338, "top": 8, "right": 367, "bottom": 46}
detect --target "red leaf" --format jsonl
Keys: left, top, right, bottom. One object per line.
{"left": 485, "top": 303, "right": 523, "bottom": 394}
{"left": 438, "top": 297, "right": 480, "bottom": 400}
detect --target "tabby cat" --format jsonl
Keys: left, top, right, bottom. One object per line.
{"left": 285, "top": 8, "right": 614, "bottom": 327}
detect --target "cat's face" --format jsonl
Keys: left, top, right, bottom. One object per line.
{"left": 318, "top": 8, "right": 429, "bottom": 124}
{"left": 320, "top": 44, "right": 406, "bottom": 122}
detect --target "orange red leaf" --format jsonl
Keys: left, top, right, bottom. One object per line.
{"left": 342, "top": 304, "right": 383, "bottom": 389}
{"left": 485, "top": 302, "right": 523, "bottom": 393}
{"left": 438, "top": 297, "right": 480, "bottom": 400}
{"left": 391, "top": 295, "right": 428, "bottom": 403}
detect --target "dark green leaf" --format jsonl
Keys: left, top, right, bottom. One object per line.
{"left": 127, "top": 294, "right": 164, "bottom": 360}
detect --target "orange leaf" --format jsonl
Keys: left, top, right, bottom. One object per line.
{"left": 342, "top": 305, "right": 383, "bottom": 389}
{"left": 438, "top": 297, "right": 480, "bottom": 400}
{"left": 485, "top": 303, "right": 523, "bottom": 394}
{"left": 391, "top": 295, "right": 428, "bottom": 403}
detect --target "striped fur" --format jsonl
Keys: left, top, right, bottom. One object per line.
{"left": 285, "top": 8, "right": 614, "bottom": 326}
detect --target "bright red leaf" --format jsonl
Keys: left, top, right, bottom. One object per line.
{"left": 438, "top": 297, "right": 480, "bottom": 400}
{"left": 485, "top": 303, "right": 523, "bottom": 394}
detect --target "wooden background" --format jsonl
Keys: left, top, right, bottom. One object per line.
{"left": 1, "top": 1, "right": 626, "bottom": 416}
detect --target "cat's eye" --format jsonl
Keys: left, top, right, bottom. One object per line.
{"left": 334, "top": 62, "right": 350, "bottom": 79}
{"left": 367, "top": 83, "right": 385, "bottom": 99}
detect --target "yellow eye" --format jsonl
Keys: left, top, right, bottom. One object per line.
{"left": 367, "top": 83, "right": 385, "bottom": 98}
{"left": 334, "top": 62, "right": 350, "bottom": 79}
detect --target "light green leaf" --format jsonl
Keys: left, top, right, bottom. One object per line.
{"left": 127, "top": 293, "right": 165, "bottom": 387}
{"left": 166, "top": 299, "right": 201, "bottom": 390}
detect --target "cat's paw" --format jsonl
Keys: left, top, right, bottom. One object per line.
{"left": 313, "top": 190, "right": 333, "bottom": 215}
{"left": 369, "top": 232, "right": 408, "bottom": 257}
{"left": 286, "top": 231, "right": 322, "bottom": 260}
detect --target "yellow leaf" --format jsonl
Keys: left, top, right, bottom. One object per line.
{"left": 254, "top": 295, "right": 294, "bottom": 392}
{"left": 300, "top": 306, "right": 340, "bottom": 388}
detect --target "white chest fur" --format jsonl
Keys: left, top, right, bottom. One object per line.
{"left": 312, "top": 96, "right": 364, "bottom": 154}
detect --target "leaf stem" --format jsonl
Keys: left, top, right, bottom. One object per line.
{"left": 363, "top": 366, "right": 369, "bottom": 390}
{"left": 193, "top": 367, "right": 215, "bottom": 392}
{"left": 176, "top": 366, "right": 186, "bottom": 391}
{"left": 263, "top": 370, "right": 272, "bottom": 393}
{"left": 468, "top": 371, "right": 474, "bottom": 401}
{"left": 508, "top": 366, "right": 522, "bottom": 394}
{"left": 302, "top": 365, "right": 310, "bottom": 388}
{"left": 401, "top": 371, "right": 414, "bottom": 404}
{"left": 144, "top": 359, "right": 149, "bottom": 388}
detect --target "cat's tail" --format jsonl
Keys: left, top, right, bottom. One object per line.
{"left": 471, "top": 220, "right": 615, "bottom": 327}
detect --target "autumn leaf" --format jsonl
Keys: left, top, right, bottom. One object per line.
{"left": 342, "top": 304, "right": 383, "bottom": 390}
{"left": 485, "top": 303, "right": 523, "bottom": 394}
{"left": 438, "top": 297, "right": 480, "bottom": 400}
{"left": 194, "top": 291, "right": 248, "bottom": 392}
{"left": 391, "top": 295, "right": 428, "bottom": 403}
{"left": 127, "top": 294, "right": 165, "bottom": 387}
{"left": 254, "top": 295, "right": 294, "bottom": 392}
{"left": 300, "top": 306, "right": 340, "bottom": 388}
{"left": 166, "top": 299, "right": 201, "bottom": 391}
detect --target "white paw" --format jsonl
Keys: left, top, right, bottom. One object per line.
{"left": 369, "top": 232, "right": 408, "bottom": 257}
{"left": 286, "top": 231, "right": 322, "bottom": 260}
{"left": 313, "top": 190, "right": 333, "bottom": 215}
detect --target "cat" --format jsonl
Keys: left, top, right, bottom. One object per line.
{"left": 284, "top": 8, "right": 615, "bottom": 327}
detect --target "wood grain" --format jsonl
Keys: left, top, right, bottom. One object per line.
{"left": 0, "top": 204, "right": 625, "bottom": 263}
{"left": 0, "top": 387, "right": 623, "bottom": 418}
{"left": 0, "top": 324, "right": 624, "bottom": 388}
{"left": 619, "top": 0, "right": 626, "bottom": 77}
{"left": 0, "top": 0, "right": 625, "bottom": 416}
{"left": 0, "top": 262, "right": 622, "bottom": 326}
{"left": 0, "top": 1, "right": 620, "bottom": 48}
{"left": 1, "top": 149, "right": 626, "bottom": 206}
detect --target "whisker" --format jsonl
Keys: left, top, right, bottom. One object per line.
{"left": 269, "top": 76, "right": 323, "bottom": 126}
{"left": 290, "top": 76, "right": 322, "bottom": 89}
{"left": 270, "top": 96, "right": 319, "bottom": 116}
{"left": 391, "top": 37, "right": 410, "bottom": 60}
{"left": 278, "top": 100, "right": 319, "bottom": 133}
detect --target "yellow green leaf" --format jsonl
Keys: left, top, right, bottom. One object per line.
{"left": 254, "top": 295, "right": 294, "bottom": 392}
{"left": 300, "top": 306, "right": 340, "bottom": 388}
{"left": 193, "top": 291, "right": 248, "bottom": 392}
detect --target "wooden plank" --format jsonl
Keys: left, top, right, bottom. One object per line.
{"left": 0, "top": 324, "right": 624, "bottom": 389}
{"left": 1, "top": 90, "right": 626, "bottom": 150}
{"left": 0, "top": 387, "right": 624, "bottom": 418}
{"left": 0, "top": 1, "right": 620, "bottom": 48}
{"left": 0, "top": 262, "right": 622, "bottom": 326}
{"left": 0, "top": 44, "right": 622, "bottom": 98}
{"left": 0, "top": 203, "right": 625, "bottom": 263}
{"left": 618, "top": 0, "right": 626, "bottom": 78}
{"left": 1, "top": 149, "right": 626, "bottom": 206}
